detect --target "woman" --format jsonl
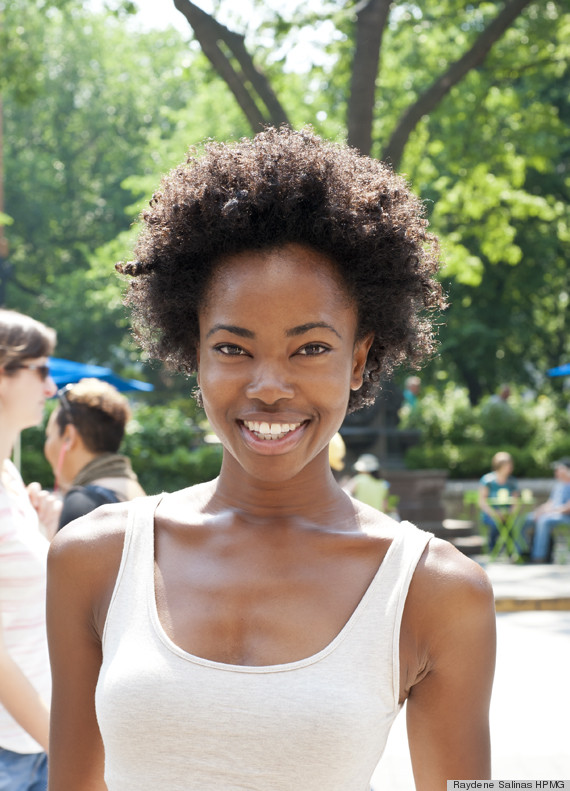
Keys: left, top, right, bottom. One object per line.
{"left": 478, "top": 451, "right": 519, "bottom": 553}
{"left": 0, "top": 309, "right": 60, "bottom": 791}
{"left": 47, "top": 128, "right": 496, "bottom": 790}
{"left": 43, "top": 378, "right": 144, "bottom": 530}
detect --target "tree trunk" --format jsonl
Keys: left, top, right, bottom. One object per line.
{"left": 173, "top": 0, "right": 290, "bottom": 131}
{"left": 381, "top": 0, "right": 533, "bottom": 169}
{"left": 346, "top": 0, "right": 392, "bottom": 155}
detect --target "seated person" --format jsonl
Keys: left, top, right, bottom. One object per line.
{"left": 521, "top": 458, "right": 570, "bottom": 563}
{"left": 478, "top": 451, "right": 518, "bottom": 551}
{"left": 345, "top": 453, "right": 389, "bottom": 512}
{"left": 44, "top": 378, "right": 145, "bottom": 529}
{"left": 328, "top": 432, "right": 347, "bottom": 484}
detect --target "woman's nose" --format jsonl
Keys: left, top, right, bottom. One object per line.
{"left": 45, "top": 376, "right": 57, "bottom": 398}
{"left": 245, "top": 363, "right": 294, "bottom": 403}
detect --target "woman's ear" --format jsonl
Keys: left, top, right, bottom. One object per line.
{"left": 350, "top": 333, "right": 374, "bottom": 391}
{"left": 62, "top": 423, "right": 78, "bottom": 449}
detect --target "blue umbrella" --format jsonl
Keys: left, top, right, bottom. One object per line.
{"left": 547, "top": 363, "right": 570, "bottom": 378}
{"left": 48, "top": 357, "right": 154, "bottom": 392}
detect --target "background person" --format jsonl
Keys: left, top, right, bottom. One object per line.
{"left": 0, "top": 309, "right": 60, "bottom": 791}
{"left": 47, "top": 127, "right": 495, "bottom": 790}
{"left": 328, "top": 431, "right": 347, "bottom": 484}
{"left": 521, "top": 458, "right": 570, "bottom": 563}
{"left": 345, "top": 453, "right": 390, "bottom": 513}
{"left": 402, "top": 375, "right": 421, "bottom": 410}
{"left": 43, "top": 378, "right": 144, "bottom": 530}
{"left": 478, "top": 451, "right": 519, "bottom": 552}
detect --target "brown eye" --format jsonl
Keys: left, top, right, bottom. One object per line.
{"left": 215, "top": 344, "right": 247, "bottom": 356}
{"left": 297, "top": 343, "right": 329, "bottom": 356}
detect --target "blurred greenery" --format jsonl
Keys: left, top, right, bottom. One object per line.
{"left": 400, "top": 385, "right": 570, "bottom": 478}
{"left": 2, "top": 0, "right": 569, "bottom": 486}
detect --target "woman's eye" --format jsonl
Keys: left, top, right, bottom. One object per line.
{"left": 214, "top": 344, "right": 247, "bottom": 356}
{"left": 297, "top": 343, "right": 329, "bottom": 356}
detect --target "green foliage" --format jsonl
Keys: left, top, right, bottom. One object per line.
{"left": 401, "top": 2, "right": 570, "bottom": 403}
{"left": 19, "top": 423, "right": 54, "bottom": 489}
{"left": 2, "top": 0, "right": 569, "bottom": 415}
{"left": 1, "top": 5, "right": 205, "bottom": 369}
{"left": 19, "top": 399, "right": 223, "bottom": 496}
{"left": 121, "top": 401, "right": 222, "bottom": 494}
{"left": 401, "top": 385, "right": 570, "bottom": 479}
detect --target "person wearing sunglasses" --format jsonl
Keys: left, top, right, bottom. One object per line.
{"left": 0, "top": 308, "right": 60, "bottom": 791}
{"left": 43, "top": 378, "right": 144, "bottom": 530}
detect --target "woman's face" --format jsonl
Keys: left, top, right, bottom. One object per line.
{"left": 197, "top": 243, "right": 372, "bottom": 482}
{"left": 0, "top": 356, "right": 56, "bottom": 432}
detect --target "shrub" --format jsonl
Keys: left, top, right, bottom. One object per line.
{"left": 401, "top": 386, "right": 570, "bottom": 479}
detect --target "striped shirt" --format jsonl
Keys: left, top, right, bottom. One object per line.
{"left": 0, "top": 460, "right": 51, "bottom": 753}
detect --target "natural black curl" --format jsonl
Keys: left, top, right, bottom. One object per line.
{"left": 117, "top": 126, "right": 445, "bottom": 413}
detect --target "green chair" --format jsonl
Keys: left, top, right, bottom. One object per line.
{"left": 462, "top": 489, "right": 488, "bottom": 550}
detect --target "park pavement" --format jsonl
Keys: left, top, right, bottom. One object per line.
{"left": 371, "top": 561, "right": 570, "bottom": 788}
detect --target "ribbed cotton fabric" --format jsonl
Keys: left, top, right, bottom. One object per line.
{"left": 96, "top": 495, "right": 432, "bottom": 791}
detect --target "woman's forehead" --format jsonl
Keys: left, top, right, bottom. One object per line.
{"left": 206, "top": 243, "right": 353, "bottom": 305}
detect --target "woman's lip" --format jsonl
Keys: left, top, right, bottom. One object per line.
{"left": 238, "top": 416, "right": 309, "bottom": 424}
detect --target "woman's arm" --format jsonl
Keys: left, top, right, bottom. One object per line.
{"left": 405, "top": 541, "right": 496, "bottom": 789}
{"left": 0, "top": 620, "right": 50, "bottom": 751}
{"left": 46, "top": 506, "right": 127, "bottom": 791}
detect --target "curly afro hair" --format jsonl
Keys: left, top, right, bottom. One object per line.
{"left": 118, "top": 126, "right": 445, "bottom": 413}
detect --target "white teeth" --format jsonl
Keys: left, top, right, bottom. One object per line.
{"left": 243, "top": 420, "right": 301, "bottom": 439}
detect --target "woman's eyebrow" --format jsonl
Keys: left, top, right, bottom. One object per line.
{"left": 206, "top": 321, "right": 342, "bottom": 340}
{"left": 206, "top": 324, "right": 255, "bottom": 339}
{"left": 286, "top": 322, "right": 342, "bottom": 339}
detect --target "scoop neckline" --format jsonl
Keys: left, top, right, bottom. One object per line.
{"left": 146, "top": 502, "right": 406, "bottom": 673}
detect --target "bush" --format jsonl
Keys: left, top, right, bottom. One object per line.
{"left": 401, "top": 385, "right": 570, "bottom": 479}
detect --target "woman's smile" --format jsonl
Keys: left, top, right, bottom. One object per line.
{"left": 241, "top": 420, "right": 304, "bottom": 441}
{"left": 238, "top": 418, "right": 309, "bottom": 455}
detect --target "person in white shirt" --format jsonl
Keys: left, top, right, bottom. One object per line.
{"left": 0, "top": 309, "right": 60, "bottom": 791}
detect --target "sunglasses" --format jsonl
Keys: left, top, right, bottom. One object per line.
{"left": 56, "top": 384, "right": 75, "bottom": 422}
{"left": 8, "top": 363, "right": 51, "bottom": 381}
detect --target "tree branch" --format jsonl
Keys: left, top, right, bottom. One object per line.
{"left": 381, "top": 0, "right": 533, "bottom": 169}
{"left": 173, "top": 0, "right": 290, "bottom": 131}
{"left": 347, "top": 0, "right": 392, "bottom": 155}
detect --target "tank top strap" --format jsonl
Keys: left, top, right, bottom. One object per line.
{"left": 102, "top": 494, "right": 163, "bottom": 650}
{"left": 355, "top": 521, "right": 433, "bottom": 707}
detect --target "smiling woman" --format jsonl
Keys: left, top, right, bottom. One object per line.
{"left": 46, "top": 127, "right": 496, "bottom": 791}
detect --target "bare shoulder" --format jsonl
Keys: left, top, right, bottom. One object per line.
{"left": 349, "top": 497, "right": 402, "bottom": 538}
{"left": 47, "top": 501, "right": 135, "bottom": 627}
{"left": 420, "top": 536, "right": 493, "bottom": 599}
{"left": 406, "top": 536, "right": 495, "bottom": 651}
{"left": 49, "top": 500, "right": 131, "bottom": 569}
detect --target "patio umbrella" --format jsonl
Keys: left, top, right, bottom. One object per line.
{"left": 48, "top": 357, "right": 154, "bottom": 392}
{"left": 547, "top": 363, "right": 570, "bottom": 378}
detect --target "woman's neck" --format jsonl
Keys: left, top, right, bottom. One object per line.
{"left": 495, "top": 469, "right": 510, "bottom": 484}
{"left": 0, "top": 419, "right": 20, "bottom": 471}
{"left": 211, "top": 450, "right": 352, "bottom": 527}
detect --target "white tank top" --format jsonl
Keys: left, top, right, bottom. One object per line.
{"left": 96, "top": 495, "right": 432, "bottom": 791}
